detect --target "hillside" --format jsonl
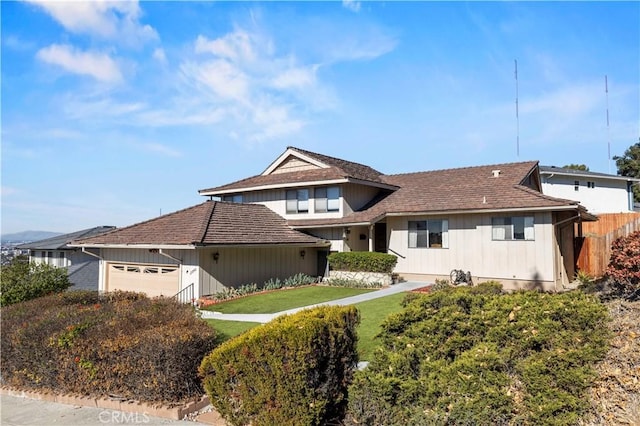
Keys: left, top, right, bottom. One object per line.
{"left": 1, "top": 231, "right": 62, "bottom": 244}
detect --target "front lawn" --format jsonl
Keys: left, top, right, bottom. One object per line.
{"left": 202, "top": 285, "right": 374, "bottom": 314}
{"left": 205, "top": 289, "right": 410, "bottom": 361}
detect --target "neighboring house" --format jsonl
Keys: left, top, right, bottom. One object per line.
{"left": 74, "top": 147, "right": 596, "bottom": 298}
{"left": 540, "top": 166, "right": 640, "bottom": 214}
{"left": 71, "top": 202, "right": 330, "bottom": 300}
{"left": 17, "top": 226, "right": 116, "bottom": 291}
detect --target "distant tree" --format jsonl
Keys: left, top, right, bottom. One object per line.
{"left": 562, "top": 164, "right": 590, "bottom": 171}
{"left": 613, "top": 141, "right": 640, "bottom": 203}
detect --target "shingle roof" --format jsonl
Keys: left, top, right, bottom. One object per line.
{"left": 288, "top": 161, "right": 583, "bottom": 227}
{"left": 198, "top": 146, "right": 389, "bottom": 194}
{"left": 17, "top": 226, "right": 116, "bottom": 250}
{"left": 73, "top": 201, "right": 327, "bottom": 247}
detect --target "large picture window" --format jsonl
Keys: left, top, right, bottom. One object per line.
{"left": 409, "top": 220, "right": 448, "bottom": 248}
{"left": 286, "top": 189, "right": 309, "bottom": 214}
{"left": 492, "top": 216, "right": 534, "bottom": 240}
{"left": 315, "top": 187, "right": 340, "bottom": 213}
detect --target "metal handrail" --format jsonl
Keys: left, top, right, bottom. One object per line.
{"left": 174, "top": 283, "right": 194, "bottom": 304}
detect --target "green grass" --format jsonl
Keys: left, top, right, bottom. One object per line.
{"left": 202, "top": 286, "right": 374, "bottom": 314}
{"left": 204, "top": 290, "right": 409, "bottom": 361}
{"left": 354, "top": 292, "right": 407, "bottom": 361}
{"left": 205, "top": 319, "right": 261, "bottom": 342}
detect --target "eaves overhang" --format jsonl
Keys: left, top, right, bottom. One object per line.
{"left": 68, "top": 243, "right": 198, "bottom": 250}
{"left": 199, "top": 178, "right": 398, "bottom": 196}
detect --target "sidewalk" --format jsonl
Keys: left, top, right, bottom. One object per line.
{"left": 198, "top": 281, "right": 429, "bottom": 323}
{"left": 0, "top": 395, "right": 211, "bottom": 426}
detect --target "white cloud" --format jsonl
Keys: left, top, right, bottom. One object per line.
{"left": 37, "top": 44, "right": 123, "bottom": 83}
{"left": 342, "top": 0, "right": 361, "bottom": 12}
{"left": 1, "top": 186, "right": 19, "bottom": 197}
{"left": 195, "top": 32, "right": 256, "bottom": 63}
{"left": 141, "top": 143, "right": 182, "bottom": 157}
{"left": 25, "top": 0, "right": 158, "bottom": 46}
{"left": 271, "top": 65, "right": 318, "bottom": 90}
{"left": 152, "top": 48, "right": 167, "bottom": 63}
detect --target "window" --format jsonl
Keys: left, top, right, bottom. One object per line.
{"left": 286, "top": 189, "right": 309, "bottom": 214}
{"left": 222, "top": 194, "right": 243, "bottom": 203}
{"left": 409, "top": 220, "right": 448, "bottom": 248}
{"left": 587, "top": 181, "right": 595, "bottom": 188}
{"left": 315, "top": 187, "right": 340, "bottom": 213}
{"left": 574, "top": 180, "right": 580, "bottom": 191}
{"left": 492, "top": 216, "right": 534, "bottom": 241}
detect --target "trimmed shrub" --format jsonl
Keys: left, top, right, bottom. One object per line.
{"left": 1, "top": 290, "right": 217, "bottom": 403}
{"left": 325, "top": 277, "right": 384, "bottom": 289}
{"left": 200, "top": 305, "right": 360, "bottom": 426}
{"left": 605, "top": 231, "right": 640, "bottom": 298}
{"left": 328, "top": 252, "right": 397, "bottom": 273}
{"left": 346, "top": 287, "right": 610, "bottom": 425}
{"left": 1, "top": 260, "right": 71, "bottom": 306}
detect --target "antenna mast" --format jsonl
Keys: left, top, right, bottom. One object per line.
{"left": 605, "top": 75, "right": 611, "bottom": 173}
{"left": 515, "top": 60, "right": 520, "bottom": 158}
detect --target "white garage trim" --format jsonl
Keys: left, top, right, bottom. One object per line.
{"left": 105, "top": 262, "right": 181, "bottom": 298}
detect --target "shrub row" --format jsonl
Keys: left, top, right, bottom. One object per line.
{"left": 1, "top": 290, "right": 217, "bottom": 403}
{"left": 328, "top": 252, "right": 397, "bottom": 273}
{"left": 205, "top": 273, "right": 318, "bottom": 304}
{"left": 325, "top": 277, "right": 384, "bottom": 289}
{"left": 1, "top": 260, "right": 71, "bottom": 306}
{"left": 346, "top": 284, "right": 610, "bottom": 426}
{"left": 200, "top": 305, "right": 360, "bottom": 426}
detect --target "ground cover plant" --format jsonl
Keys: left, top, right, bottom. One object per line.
{"left": 200, "top": 305, "right": 360, "bottom": 426}
{"left": 346, "top": 284, "right": 610, "bottom": 426}
{"left": 202, "top": 285, "right": 373, "bottom": 314}
{"left": 1, "top": 290, "right": 217, "bottom": 403}
{"left": 0, "top": 259, "right": 71, "bottom": 306}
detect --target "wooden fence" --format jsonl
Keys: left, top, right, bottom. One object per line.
{"left": 575, "top": 213, "right": 640, "bottom": 278}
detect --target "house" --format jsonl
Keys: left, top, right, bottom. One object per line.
{"left": 17, "top": 226, "right": 116, "bottom": 291}
{"left": 73, "top": 147, "right": 596, "bottom": 298}
{"left": 71, "top": 202, "right": 330, "bottom": 300}
{"left": 540, "top": 166, "right": 640, "bottom": 214}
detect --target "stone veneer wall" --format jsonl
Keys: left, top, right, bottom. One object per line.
{"left": 328, "top": 270, "right": 394, "bottom": 286}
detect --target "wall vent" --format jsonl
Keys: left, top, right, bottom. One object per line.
{"left": 492, "top": 170, "right": 501, "bottom": 177}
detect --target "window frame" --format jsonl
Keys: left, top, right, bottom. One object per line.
{"left": 314, "top": 186, "right": 340, "bottom": 213}
{"left": 286, "top": 189, "right": 309, "bottom": 214}
{"left": 491, "top": 216, "right": 535, "bottom": 241}
{"left": 408, "top": 219, "right": 449, "bottom": 249}
{"left": 222, "top": 194, "right": 243, "bottom": 203}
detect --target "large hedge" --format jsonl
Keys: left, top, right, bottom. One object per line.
{"left": 1, "top": 260, "right": 71, "bottom": 306}
{"left": 328, "top": 251, "right": 397, "bottom": 273}
{"left": 1, "top": 290, "right": 217, "bottom": 403}
{"left": 606, "top": 231, "right": 640, "bottom": 298}
{"left": 346, "top": 285, "right": 610, "bottom": 425}
{"left": 200, "top": 305, "right": 360, "bottom": 426}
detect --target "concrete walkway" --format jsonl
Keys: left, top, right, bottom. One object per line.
{"left": 198, "top": 281, "right": 430, "bottom": 323}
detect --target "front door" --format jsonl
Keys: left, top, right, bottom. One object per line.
{"left": 374, "top": 223, "right": 387, "bottom": 253}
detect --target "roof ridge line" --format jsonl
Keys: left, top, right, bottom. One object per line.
{"left": 197, "top": 201, "right": 217, "bottom": 244}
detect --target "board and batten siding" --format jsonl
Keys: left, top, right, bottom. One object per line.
{"left": 198, "top": 246, "right": 318, "bottom": 296}
{"left": 387, "top": 212, "right": 556, "bottom": 286}
{"left": 97, "top": 248, "right": 200, "bottom": 297}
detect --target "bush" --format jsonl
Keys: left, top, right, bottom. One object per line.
{"left": 0, "top": 260, "right": 71, "bottom": 306}
{"left": 328, "top": 252, "right": 397, "bottom": 273}
{"left": 1, "top": 290, "right": 217, "bottom": 403}
{"left": 325, "top": 278, "right": 384, "bottom": 289}
{"left": 200, "top": 305, "right": 360, "bottom": 426}
{"left": 605, "top": 231, "right": 640, "bottom": 298}
{"left": 346, "top": 287, "right": 610, "bottom": 425}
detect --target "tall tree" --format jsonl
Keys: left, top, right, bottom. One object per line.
{"left": 613, "top": 141, "right": 640, "bottom": 203}
{"left": 562, "top": 164, "right": 590, "bottom": 171}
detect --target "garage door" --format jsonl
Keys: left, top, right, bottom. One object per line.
{"left": 106, "top": 263, "right": 180, "bottom": 298}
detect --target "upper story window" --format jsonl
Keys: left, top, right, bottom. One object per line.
{"left": 315, "top": 187, "right": 340, "bottom": 213}
{"left": 408, "top": 220, "right": 449, "bottom": 248}
{"left": 286, "top": 189, "right": 309, "bottom": 214}
{"left": 222, "top": 194, "right": 243, "bottom": 203}
{"left": 574, "top": 180, "right": 580, "bottom": 191}
{"left": 587, "top": 181, "right": 595, "bottom": 188}
{"left": 492, "top": 216, "right": 534, "bottom": 241}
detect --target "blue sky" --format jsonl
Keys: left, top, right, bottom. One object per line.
{"left": 2, "top": 1, "right": 639, "bottom": 234}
